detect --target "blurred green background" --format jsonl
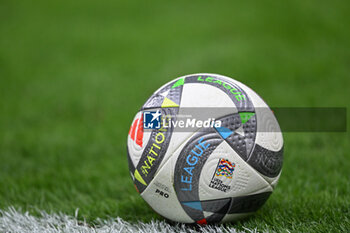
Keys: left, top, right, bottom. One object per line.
{"left": 0, "top": 0, "right": 349, "bottom": 231}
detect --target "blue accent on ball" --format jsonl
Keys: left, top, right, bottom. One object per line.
{"left": 182, "top": 201, "right": 203, "bottom": 211}
{"left": 215, "top": 127, "right": 233, "bottom": 139}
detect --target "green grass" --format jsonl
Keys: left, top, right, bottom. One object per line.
{"left": 0, "top": 0, "right": 349, "bottom": 231}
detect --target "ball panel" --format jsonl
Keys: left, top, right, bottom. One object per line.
{"left": 226, "top": 191, "right": 272, "bottom": 214}
{"left": 180, "top": 83, "right": 237, "bottom": 109}
{"left": 155, "top": 130, "right": 200, "bottom": 179}
{"left": 140, "top": 125, "right": 213, "bottom": 223}
{"left": 173, "top": 128, "right": 223, "bottom": 223}
{"left": 201, "top": 198, "right": 231, "bottom": 223}
{"left": 178, "top": 83, "right": 238, "bottom": 127}
{"left": 213, "top": 74, "right": 284, "bottom": 182}
{"left": 132, "top": 108, "right": 177, "bottom": 194}
{"left": 141, "top": 154, "right": 194, "bottom": 223}
{"left": 216, "top": 113, "right": 257, "bottom": 161}
{"left": 198, "top": 140, "right": 272, "bottom": 201}
{"left": 246, "top": 144, "right": 284, "bottom": 178}
{"left": 184, "top": 74, "right": 254, "bottom": 112}
{"left": 127, "top": 111, "right": 152, "bottom": 167}
{"left": 142, "top": 78, "right": 184, "bottom": 110}
{"left": 228, "top": 77, "right": 284, "bottom": 152}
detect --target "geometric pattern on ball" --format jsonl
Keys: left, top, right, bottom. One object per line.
{"left": 174, "top": 128, "right": 223, "bottom": 223}
{"left": 216, "top": 113, "right": 257, "bottom": 161}
{"left": 132, "top": 107, "right": 177, "bottom": 194}
{"left": 126, "top": 73, "right": 284, "bottom": 224}
{"left": 141, "top": 77, "right": 184, "bottom": 110}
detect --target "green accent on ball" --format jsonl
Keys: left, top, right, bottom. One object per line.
{"left": 172, "top": 78, "right": 184, "bottom": 88}
{"left": 239, "top": 112, "right": 255, "bottom": 124}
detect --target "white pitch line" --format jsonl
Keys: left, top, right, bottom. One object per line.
{"left": 0, "top": 207, "right": 256, "bottom": 233}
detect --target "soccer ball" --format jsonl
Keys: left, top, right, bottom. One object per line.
{"left": 127, "top": 73, "right": 283, "bottom": 224}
